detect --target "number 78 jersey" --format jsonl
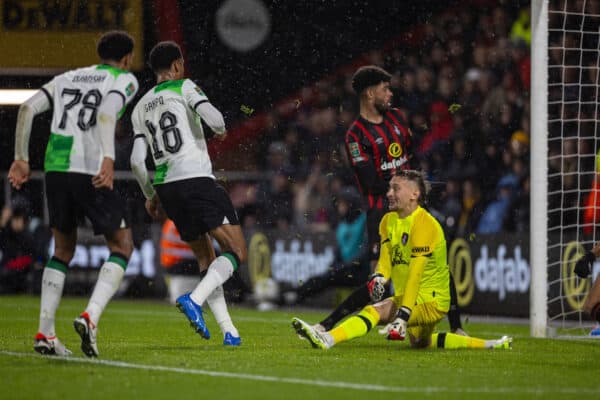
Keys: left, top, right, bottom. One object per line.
{"left": 44, "top": 64, "right": 138, "bottom": 175}
{"left": 131, "top": 79, "right": 216, "bottom": 184}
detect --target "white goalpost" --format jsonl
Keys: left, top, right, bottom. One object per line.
{"left": 532, "top": 0, "right": 600, "bottom": 337}
{"left": 530, "top": 0, "right": 548, "bottom": 338}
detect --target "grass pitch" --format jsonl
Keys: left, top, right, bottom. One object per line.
{"left": 1, "top": 295, "right": 599, "bottom": 400}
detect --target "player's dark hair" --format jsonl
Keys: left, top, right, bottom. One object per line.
{"left": 395, "top": 169, "right": 430, "bottom": 206}
{"left": 149, "top": 41, "right": 183, "bottom": 73}
{"left": 351, "top": 65, "right": 392, "bottom": 95}
{"left": 97, "top": 31, "right": 134, "bottom": 62}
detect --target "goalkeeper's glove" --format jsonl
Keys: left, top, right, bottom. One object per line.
{"left": 367, "top": 273, "right": 386, "bottom": 302}
{"left": 574, "top": 251, "right": 595, "bottom": 278}
{"left": 387, "top": 306, "right": 411, "bottom": 341}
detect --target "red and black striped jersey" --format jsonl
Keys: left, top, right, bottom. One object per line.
{"left": 344, "top": 108, "right": 413, "bottom": 210}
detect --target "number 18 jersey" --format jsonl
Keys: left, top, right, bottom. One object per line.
{"left": 43, "top": 64, "right": 138, "bottom": 175}
{"left": 131, "top": 79, "right": 216, "bottom": 185}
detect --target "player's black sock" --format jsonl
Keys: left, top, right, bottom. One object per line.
{"left": 448, "top": 273, "right": 463, "bottom": 332}
{"left": 320, "top": 284, "right": 370, "bottom": 331}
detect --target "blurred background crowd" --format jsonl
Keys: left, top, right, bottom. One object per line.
{"left": 2, "top": 0, "right": 599, "bottom": 298}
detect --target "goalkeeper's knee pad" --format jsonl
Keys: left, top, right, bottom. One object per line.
{"left": 591, "top": 303, "right": 600, "bottom": 323}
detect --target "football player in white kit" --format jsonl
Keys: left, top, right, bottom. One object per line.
{"left": 130, "top": 41, "right": 246, "bottom": 346}
{"left": 8, "top": 31, "right": 138, "bottom": 358}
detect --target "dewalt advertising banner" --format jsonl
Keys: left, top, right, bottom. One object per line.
{"left": 0, "top": 0, "right": 143, "bottom": 72}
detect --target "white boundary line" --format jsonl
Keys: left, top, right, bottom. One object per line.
{"left": 1, "top": 351, "right": 599, "bottom": 395}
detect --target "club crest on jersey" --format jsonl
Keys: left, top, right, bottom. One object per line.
{"left": 388, "top": 142, "right": 403, "bottom": 158}
{"left": 195, "top": 86, "right": 206, "bottom": 96}
{"left": 402, "top": 233, "right": 409, "bottom": 245}
{"left": 125, "top": 82, "right": 135, "bottom": 97}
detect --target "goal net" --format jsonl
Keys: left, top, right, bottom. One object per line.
{"left": 531, "top": 0, "right": 600, "bottom": 337}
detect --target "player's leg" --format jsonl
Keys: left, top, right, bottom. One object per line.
{"left": 73, "top": 227, "right": 133, "bottom": 357}
{"left": 293, "top": 298, "right": 393, "bottom": 349}
{"left": 291, "top": 260, "right": 364, "bottom": 305}
{"left": 35, "top": 227, "right": 76, "bottom": 356}
{"left": 317, "top": 208, "right": 384, "bottom": 330}
{"left": 429, "top": 331, "right": 512, "bottom": 349}
{"left": 73, "top": 182, "right": 133, "bottom": 357}
{"left": 189, "top": 234, "right": 241, "bottom": 345}
{"left": 189, "top": 223, "right": 247, "bottom": 306}
{"left": 35, "top": 172, "right": 77, "bottom": 356}
{"left": 447, "top": 272, "right": 467, "bottom": 335}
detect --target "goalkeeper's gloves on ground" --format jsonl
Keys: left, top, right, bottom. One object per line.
{"left": 367, "top": 273, "right": 386, "bottom": 302}
{"left": 574, "top": 251, "right": 595, "bottom": 278}
{"left": 387, "top": 306, "right": 411, "bottom": 341}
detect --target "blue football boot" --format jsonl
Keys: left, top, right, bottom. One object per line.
{"left": 176, "top": 293, "right": 210, "bottom": 339}
{"left": 223, "top": 332, "right": 241, "bottom": 346}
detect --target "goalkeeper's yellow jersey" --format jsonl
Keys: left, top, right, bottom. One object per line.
{"left": 376, "top": 206, "right": 450, "bottom": 312}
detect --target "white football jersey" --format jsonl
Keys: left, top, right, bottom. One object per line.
{"left": 131, "top": 79, "right": 215, "bottom": 184}
{"left": 43, "top": 64, "right": 138, "bottom": 175}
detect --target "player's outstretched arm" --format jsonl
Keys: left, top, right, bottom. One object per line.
{"left": 10, "top": 89, "right": 52, "bottom": 189}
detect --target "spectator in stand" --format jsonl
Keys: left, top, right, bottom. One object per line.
{"left": 257, "top": 169, "right": 295, "bottom": 231}
{"left": 284, "top": 187, "right": 369, "bottom": 305}
{"left": 477, "top": 174, "right": 519, "bottom": 234}
{"left": 456, "top": 178, "right": 484, "bottom": 238}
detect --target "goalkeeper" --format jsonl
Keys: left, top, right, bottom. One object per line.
{"left": 292, "top": 170, "right": 512, "bottom": 350}
{"left": 573, "top": 243, "right": 600, "bottom": 336}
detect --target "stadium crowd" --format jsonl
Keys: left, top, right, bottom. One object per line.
{"left": 228, "top": 4, "right": 535, "bottom": 242}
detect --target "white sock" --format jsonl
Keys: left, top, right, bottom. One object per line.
{"left": 85, "top": 260, "right": 125, "bottom": 326}
{"left": 38, "top": 267, "right": 66, "bottom": 337}
{"left": 168, "top": 275, "right": 200, "bottom": 304}
{"left": 206, "top": 285, "right": 238, "bottom": 337}
{"left": 190, "top": 255, "right": 234, "bottom": 305}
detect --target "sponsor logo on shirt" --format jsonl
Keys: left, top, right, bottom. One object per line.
{"left": 380, "top": 157, "right": 407, "bottom": 171}
{"left": 388, "top": 143, "right": 403, "bottom": 157}
{"left": 412, "top": 246, "right": 430, "bottom": 254}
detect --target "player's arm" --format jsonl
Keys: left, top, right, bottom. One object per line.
{"left": 185, "top": 81, "right": 226, "bottom": 138}
{"left": 9, "top": 84, "right": 53, "bottom": 189}
{"left": 345, "top": 131, "right": 388, "bottom": 194}
{"left": 93, "top": 75, "right": 139, "bottom": 189}
{"left": 91, "top": 92, "right": 124, "bottom": 189}
{"left": 129, "top": 113, "right": 155, "bottom": 201}
{"left": 368, "top": 215, "right": 391, "bottom": 301}
{"left": 129, "top": 110, "right": 165, "bottom": 221}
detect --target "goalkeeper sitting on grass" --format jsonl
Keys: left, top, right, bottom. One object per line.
{"left": 574, "top": 243, "right": 600, "bottom": 336}
{"left": 292, "top": 170, "right": 512, "bottom": 350}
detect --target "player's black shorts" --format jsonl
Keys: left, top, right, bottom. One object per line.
{"left": 367, "top": 206, "right": 387, "bottom": 261}
{"left": 45, "top": 172, "right": 129, "bottom": 236}
{"left": 155, "top": 177, "right": 240, "bottom": 242}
